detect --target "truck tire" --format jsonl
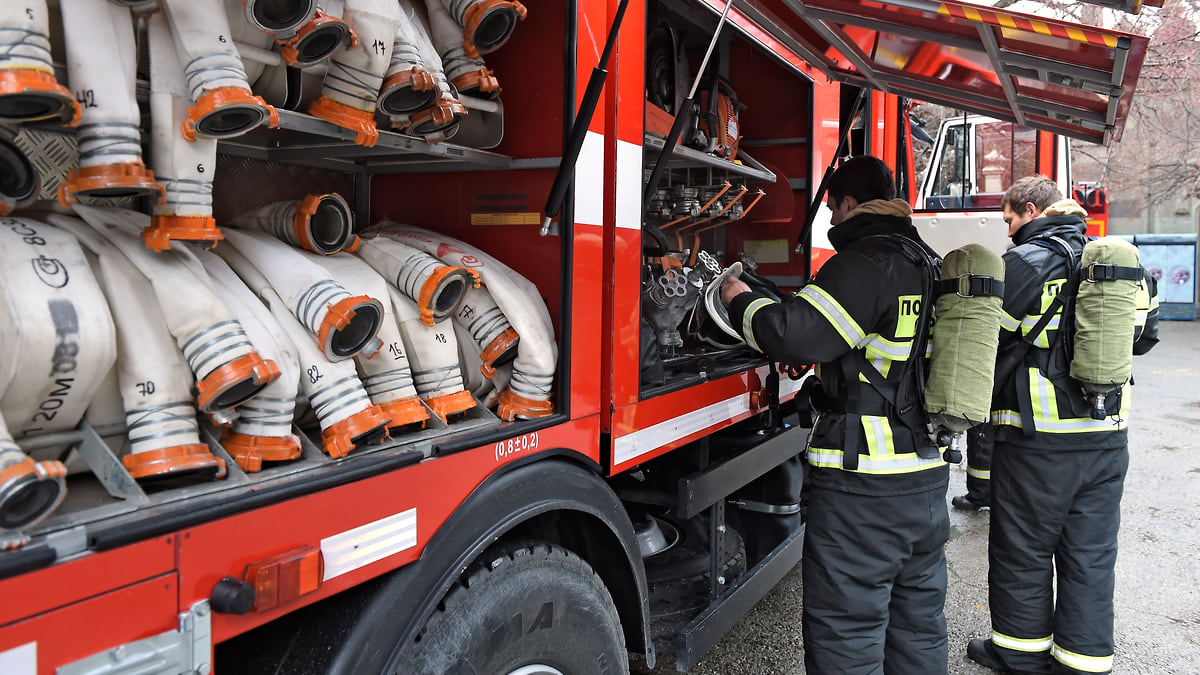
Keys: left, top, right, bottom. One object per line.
{"left": 390, "top": 539, "right": 629, "bottom": 675}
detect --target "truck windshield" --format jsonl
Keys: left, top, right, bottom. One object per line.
{"left": 921, "top": 112, "right": 1037, "bottom": 210}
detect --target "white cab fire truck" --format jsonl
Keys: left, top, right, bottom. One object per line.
{"left": 0, "top": 0, "right": 1146, "bottom": 672}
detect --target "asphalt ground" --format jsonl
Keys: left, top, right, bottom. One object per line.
{"left": 645, "top": 319, "right": 1200, "bottom": 674}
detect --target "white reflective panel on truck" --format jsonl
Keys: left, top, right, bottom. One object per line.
{"left": 0, "top": 642, "right": 35, "bottom": 675}
{"left": 321, "top": 508, "right": 418, "bottom": 581}
{"left": 616, "top": 138, "right": 642, "bottom": 230}
{"left": 574, "top": 131, "right": 605, "bottom": 227}
{"left": 614, "top": 394, "right": 751, "bottom": 465}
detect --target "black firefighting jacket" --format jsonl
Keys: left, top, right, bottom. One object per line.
{"left": 727, "top": 199, "right": 948, "bottom": 496}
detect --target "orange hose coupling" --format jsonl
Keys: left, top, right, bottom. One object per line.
{"left": 378, "top": 396, "right": 430, "bottom": 432}
{"left": 479, "top": 327, "right": 520, "bottom": 379}
{"left": 321, "top": 404, "right": 390, "bottom": 459}
{"left": 307, "top": 96, "right": 379, "bottom": 147}
{"left": 122, "top": 444, "right": 227, "bottom": 481}
{"left": 142, "top": 214, "right": 223, "bottom": 252}
{"left": 425, "top": 389, "right": 477, "bottom": 424}
{"left": 195, "top": 353, "right": 281, "bottom": 413}
{"left": 316, "top": 295, "right": 384, "bottom": 359}
{"left": 399, "top": 97, "right": 467, "bottom": 139}
{"left": 497, "top": 390, "right": 553, "bottom": 421}
{"left": 277, "top": 10, "right": 357, "bottom": 66}
{"left": 0, "top": 68, "right": 81, "bottom": 126}
{"left": 382, "top": 67, "right": 438, "bottom": 96}
{"left": 451, "top": 68, "right": 500, "bottom": 99}
{"left": 181, "top": 87, "right": 279, "bottom": 142}
{"left": 57, "top": 161, "right": 166, "bottom": 208}
{"left": 221, "top": 430, "right": 302, "bottom": 473}
{"left": 461, "top": 0, "right": 527, "bottom": 59}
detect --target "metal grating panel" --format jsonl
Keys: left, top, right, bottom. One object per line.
{"left": 214, "top": 155, "right": 355, "bottom": 224}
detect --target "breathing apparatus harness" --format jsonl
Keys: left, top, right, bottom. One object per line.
{"left": 819, "top": 234, "right": 943, "bottom": 468}
{"left": 994, "top": 234, "right": 1143, "bottom": 428}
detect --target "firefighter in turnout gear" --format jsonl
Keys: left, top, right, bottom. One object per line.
{"left": 721, "top": 156, "right": 950, "bottom": 674}
{"left": 966, "top": 176, "right": 1159, "bottom": 675}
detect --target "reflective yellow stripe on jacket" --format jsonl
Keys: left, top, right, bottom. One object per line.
{"left": 991, "top": 368, "right": 1130, "bottom": 433}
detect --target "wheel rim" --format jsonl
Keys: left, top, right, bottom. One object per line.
{"left": 506, "top": 666, "right": 565, "bottom": 675}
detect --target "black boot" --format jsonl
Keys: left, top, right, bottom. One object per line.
{"left": 966, "top": 638, "right": 1009, "bottom": 671}
{"left": 952, "top": 494, "right": 989, "bottom": 511}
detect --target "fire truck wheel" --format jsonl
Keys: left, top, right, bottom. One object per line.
{"left": 390, "top": 538, "right": 628, "bottom": 675}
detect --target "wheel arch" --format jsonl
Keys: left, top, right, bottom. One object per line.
{"left": 325, "top": 451, "right": 654, "bottom": 673}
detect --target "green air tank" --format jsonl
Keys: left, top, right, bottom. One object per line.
{"left": 1070, "top": 237, "right": 1141, "bottom": 418}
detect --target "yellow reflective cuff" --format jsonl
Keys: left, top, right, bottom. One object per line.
{"left": 966, "top": 467, "right": 991, "bottom": 480}
{"left": 1052, "top": 643, "right": 1113, "bottom": 673}
{"left": 862, "top": 334, "right": 912, "bottom": 360}
{"left": 798, "top": 284, "right": 866, "bottom": 348}
{"left": 742, "top": 297, "right": 776, "bottom": 353}
{"left": 992, "top": 631, "right": 1053, "bottom": 653}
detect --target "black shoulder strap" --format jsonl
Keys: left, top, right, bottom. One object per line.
{"left": 839, "top": 234, "right": 942, "bottom": 465}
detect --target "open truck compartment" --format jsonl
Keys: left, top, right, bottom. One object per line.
{"left": 0, "top": 0, "right": 574, "bottom": 568}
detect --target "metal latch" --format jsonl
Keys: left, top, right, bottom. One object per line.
{"left": 58, "top": 601, "right": 212, "bottom": 675}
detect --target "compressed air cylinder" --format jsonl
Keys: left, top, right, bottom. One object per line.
{"left": 57, "top": 0, "right": 164, "bottom": 207}
{"left": 1071, "top": 237, "right": 1140, "bottom": 394}
{"left": 311, "top": 252, "right": 430, "bottom": 433}
{"left": 0, "top": 0, "right": 79, "bottom": 125}
{"left": 229, "top": 193, "right": 358, "bottom": 255}
{"left": 146, "top": 12, "right": 224, "bottom": 251}
{"left": 924, "top": 243, "right": 1005, "bottom": 432}
{"left": 306, "top": 0, "right": 401, "bottom": 146}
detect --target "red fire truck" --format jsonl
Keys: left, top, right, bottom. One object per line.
{"left": 0, "top": 0, "right": 1146, "bottom": 673}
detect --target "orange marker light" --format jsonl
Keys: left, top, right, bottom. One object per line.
{"left": 244, "top": 545, "right": 324, "bottom": 612}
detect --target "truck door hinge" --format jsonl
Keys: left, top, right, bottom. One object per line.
{"left": 58, "top": 601, "right": 212, "bottom": 675}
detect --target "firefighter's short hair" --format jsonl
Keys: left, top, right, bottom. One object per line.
{"left": 828, "top": 155, "right": 896, "bottom": 206}
{"left": 1003, "top": 175, "right": 1061, "bottom": 212}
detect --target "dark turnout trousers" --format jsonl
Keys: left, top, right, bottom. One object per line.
{"left": 988, "top": 442, "right": 1128, "bottom": 674}
{"left": 964, "top": 425, "right": 994, "bottom": 505}
{"left": 802, "top": 484, "right": 950, "bottom": 674}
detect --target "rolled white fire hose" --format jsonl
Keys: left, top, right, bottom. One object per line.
{"left": 229, "top": 193, "right": 358, "bottom": 255}
{"left": 71, "top": 204, "right": 280, "bottom": 421}
{"left": 220, "top": 227, "right": 385, "bottom": 362}
{"left": 197, "top": 250, "right": 303, "bottom": 471}
{"left": 57, "top": 0, "right": 164, "bottom": 207}
{"left": 306, "top": 0, "right": 400, "bottom": 146}
{"left": 372, "top": 225, "right": 554, "bottom": 420}
{"left": 452, "top": 318, "right": 513, "bottom": 406}
{"left": 315, "top": 252, "right": 430, "bottom": 432}
{"left": 48, "top": 215, "right": 226, "bottom": 482}
{"left": 454, "top": 285, "right": 519, "bottom": 378}
{"left": 161, "top": 0, "right": 280, "bottom": 140}
{"left": 276, "top": 1, "right": 356, "bottom": 69}
{"left": 214, "top": 244, "right": 390, "bottom": 458}
{"left": 0, "top": 0, "right": 79, "bottom": 125}
{"left": 354, "top": 235, "right": 475, "bottom": 327}
{"left": 225, "top": 0, "right": 281, "bottom": 87}
{"left": 436, "top": 0, "right": 526, "bottom": 59}
{"left": 0, "top": 219, "right": 117, "bottom": 438}
{"left": 389, "top": 287, "right": 476, "bottom": 422}
{"left": 422, "top": 0, "right": 498, "bottom": 100}
{"left": 0, "top": 412, "right": 67, "bottom": 551}
{"left": 147, "top": 11, "right": 224, "bottom": 251}
{"left": 379, "top": 0, "right": 465, "bottom": 142}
